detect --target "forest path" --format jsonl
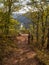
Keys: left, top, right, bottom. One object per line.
{"left": 4, "top": 34, "right": 39, "bottom": 65}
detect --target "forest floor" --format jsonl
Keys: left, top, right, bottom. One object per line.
{"left": 3, "top": 34, "right": 39, "bottom": 65}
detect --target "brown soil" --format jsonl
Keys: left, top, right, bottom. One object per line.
{"left": 3, "top": 34, "right": 39, "bottom": 65}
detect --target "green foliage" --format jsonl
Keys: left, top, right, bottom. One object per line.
{"left": 9, "top": 19, "right": 20, "bottom": 35}
{"left": 25, "top": 2, "right": 49, "bottom": 65}
{"left": 0, "top": 0, "right": 49, "bottom": 65}
{"left": 36, "top": 49, "right": 49, "bottom": 65}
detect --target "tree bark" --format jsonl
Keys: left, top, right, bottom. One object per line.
{"left": 47, "top": 28, "right": 49, "bottom": 50}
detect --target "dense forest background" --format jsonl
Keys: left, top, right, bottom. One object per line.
{"left": 0, "top": 0, "right": 49, "bottom": 65}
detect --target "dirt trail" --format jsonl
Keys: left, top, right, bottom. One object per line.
{"left": 3, "top": 34, "right": 39, "bottom": 65}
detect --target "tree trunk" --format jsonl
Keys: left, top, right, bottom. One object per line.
{"left": 41, "top": 11, "right": 45, "bottom": 48}
{"left": 36, "top": 12, "right": 39, "bottom": 45}
{"left": 5, "top": 0, "right": 12, "bottom": 35}
{"left": 47, "top": 28, "right": 49, "bottom": 50}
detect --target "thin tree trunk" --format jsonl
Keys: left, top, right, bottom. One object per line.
{"left": 41, "top": 10, "right": 45, "bottom": 48}
{"left": 36, "top": 12, "right": 39, "bottom": 45}
{"left": 5, "top": 0, "right": 12, "bottom": 35}
{"left": 47, "top": 28, "right": 49, "bottom": 50}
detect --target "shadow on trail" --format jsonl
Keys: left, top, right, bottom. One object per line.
{"left": 2, "top": 34, "right": 40, "bottom": 65}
